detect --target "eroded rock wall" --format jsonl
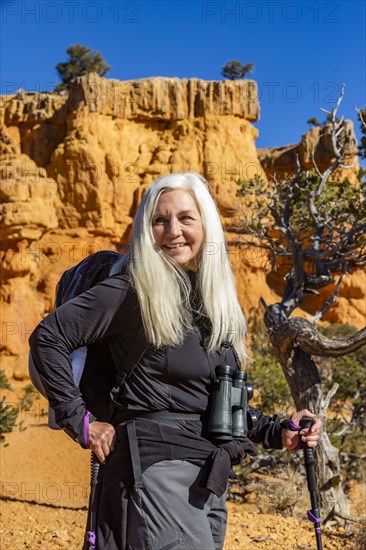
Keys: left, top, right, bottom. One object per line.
{"left": 0, "top": 75, "right": 364, "bottom": 379}
{"left": 258, "top": 121, "right": 359, "bottom": 182}
{"left": 1, "top": 75, "right": 266, "bottom": 377}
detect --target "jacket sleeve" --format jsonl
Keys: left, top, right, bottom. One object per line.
{"left": 247, "top": 406, "right": 283, "bottom": 449}
{"left": 28, "top": 275, "right": 140, "bottom": 441}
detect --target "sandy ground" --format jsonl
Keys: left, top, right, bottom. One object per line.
{"left": 1, "top": 390, "right": 365, "bottom": 550}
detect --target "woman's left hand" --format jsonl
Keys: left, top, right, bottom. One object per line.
{"left": 282, "top": 409, "right": 322, "bottom": 450}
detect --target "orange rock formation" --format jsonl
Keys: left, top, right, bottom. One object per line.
{"left": 0, "top": 74, "right": 364, "bottom": 379}
{"left": 258, "top": 121, "right": 359, "bottom": 182}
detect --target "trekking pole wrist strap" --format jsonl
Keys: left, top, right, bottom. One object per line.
{"left": 281, "top": 419, "right": 306, "bottom": 451}
{"left": 80, "top": 410, "right": 97, "bottom": 449}
{"left": 281, "top": 418, "right": 302, "bottom": 431}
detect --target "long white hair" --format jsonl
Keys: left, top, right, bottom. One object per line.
{"left": 128, "top": 172, "right": 247, "bottom": 364}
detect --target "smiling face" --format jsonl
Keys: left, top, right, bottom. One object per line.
{"left": 152, "top": 189, "right": 204, "bottom": 270}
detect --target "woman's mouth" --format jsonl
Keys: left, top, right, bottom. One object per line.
{"left": 164, "top": 243, "right": 187, "bottom": 249}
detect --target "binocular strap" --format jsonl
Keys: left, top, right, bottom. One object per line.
{"left": 207, "top": 354, "right": 217, "bottom": 381}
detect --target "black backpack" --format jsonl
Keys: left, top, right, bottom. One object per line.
{"left": 55, "top": 250, "right": 125, "bottom": 307}
{"left": 29, "top": 250, "right": 148, "bottom": 425}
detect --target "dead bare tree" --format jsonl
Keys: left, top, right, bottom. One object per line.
{"left": 236, "top": 87, "right": 366, "bottom": 524}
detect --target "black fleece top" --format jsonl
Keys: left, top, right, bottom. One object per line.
{"left": 29, "top": 272, "right": 283, "bottom": 495}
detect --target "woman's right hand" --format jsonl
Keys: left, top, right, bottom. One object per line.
{"left": 88, "top": 421, "right": 116, "bottom": 464}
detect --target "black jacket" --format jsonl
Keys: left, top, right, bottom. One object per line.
{"left": 29, "top": 272, "right": 283, "bottom": 467}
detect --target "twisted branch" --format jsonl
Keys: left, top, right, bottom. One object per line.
{"left": 310, "top": 273, "right": 347, "bottom": 322}
{"left": 294, "top": 321, "right": 366, "bottom": 357}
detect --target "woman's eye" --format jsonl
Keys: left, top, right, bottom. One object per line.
{"left": 153, "top": 217, "right": 165, "bottom": 224}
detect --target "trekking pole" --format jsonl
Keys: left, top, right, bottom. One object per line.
{"left": 300, "top": 417, "right": 323, "bottom": 550}
{"left": 86, "top": 452, "right": 101, "bottom": 550}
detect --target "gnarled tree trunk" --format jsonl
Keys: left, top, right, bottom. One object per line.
{"left": 264, "top": 316, "right": 366, "bottom": 522}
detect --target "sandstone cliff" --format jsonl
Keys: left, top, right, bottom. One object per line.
{"left": 258, "top": 121, "right": 359, "bottom": 182}
{"left": 0, "top": 75, "right": 364, "bottom": 379}
{"left": 1, "top": 74, "right": 262, "bottom": 237}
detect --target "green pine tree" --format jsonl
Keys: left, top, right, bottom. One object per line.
{"left": 55, "top": 44, "right": 111, "bottom": 90}
{"left": 221, "top": 60, "right": 254, "bottom": 80}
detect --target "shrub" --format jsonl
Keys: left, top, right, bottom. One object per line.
{"left": 0, "top": 370, "right": 18, "bottom": 444}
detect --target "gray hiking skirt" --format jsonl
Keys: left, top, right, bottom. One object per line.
{"left": 126, "top": 459, "right": 228, "bottom": 550}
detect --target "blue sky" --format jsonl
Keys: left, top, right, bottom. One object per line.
{"left": 1, "top": 0, "right": 365, "bottom": 150}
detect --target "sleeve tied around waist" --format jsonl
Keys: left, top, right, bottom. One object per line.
{"left": 203, "top": 438, "right": 258, "bottom": 497}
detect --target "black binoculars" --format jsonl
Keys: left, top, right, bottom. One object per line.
{"left": 208, "top": 365, "right": 258, "bottom": 443}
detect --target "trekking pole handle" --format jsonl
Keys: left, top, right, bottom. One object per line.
{"left": 300, "top": 418, "right": 316, "bottom": 470}
{"left": 86, "top": 452, "right": 101, "bottom": 550}
{"left": 300, "top": 418, "right": 317, "bottom": 497}
{"left": 299, "top": 417, "right": 313, "bottom": 430}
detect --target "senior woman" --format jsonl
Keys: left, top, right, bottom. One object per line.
{"left": 29, "top": 172, "right": 321, "bottom": 550}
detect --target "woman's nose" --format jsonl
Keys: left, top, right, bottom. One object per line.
{"left": 167, "top": 218, "right": 182, "bottom": 237}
